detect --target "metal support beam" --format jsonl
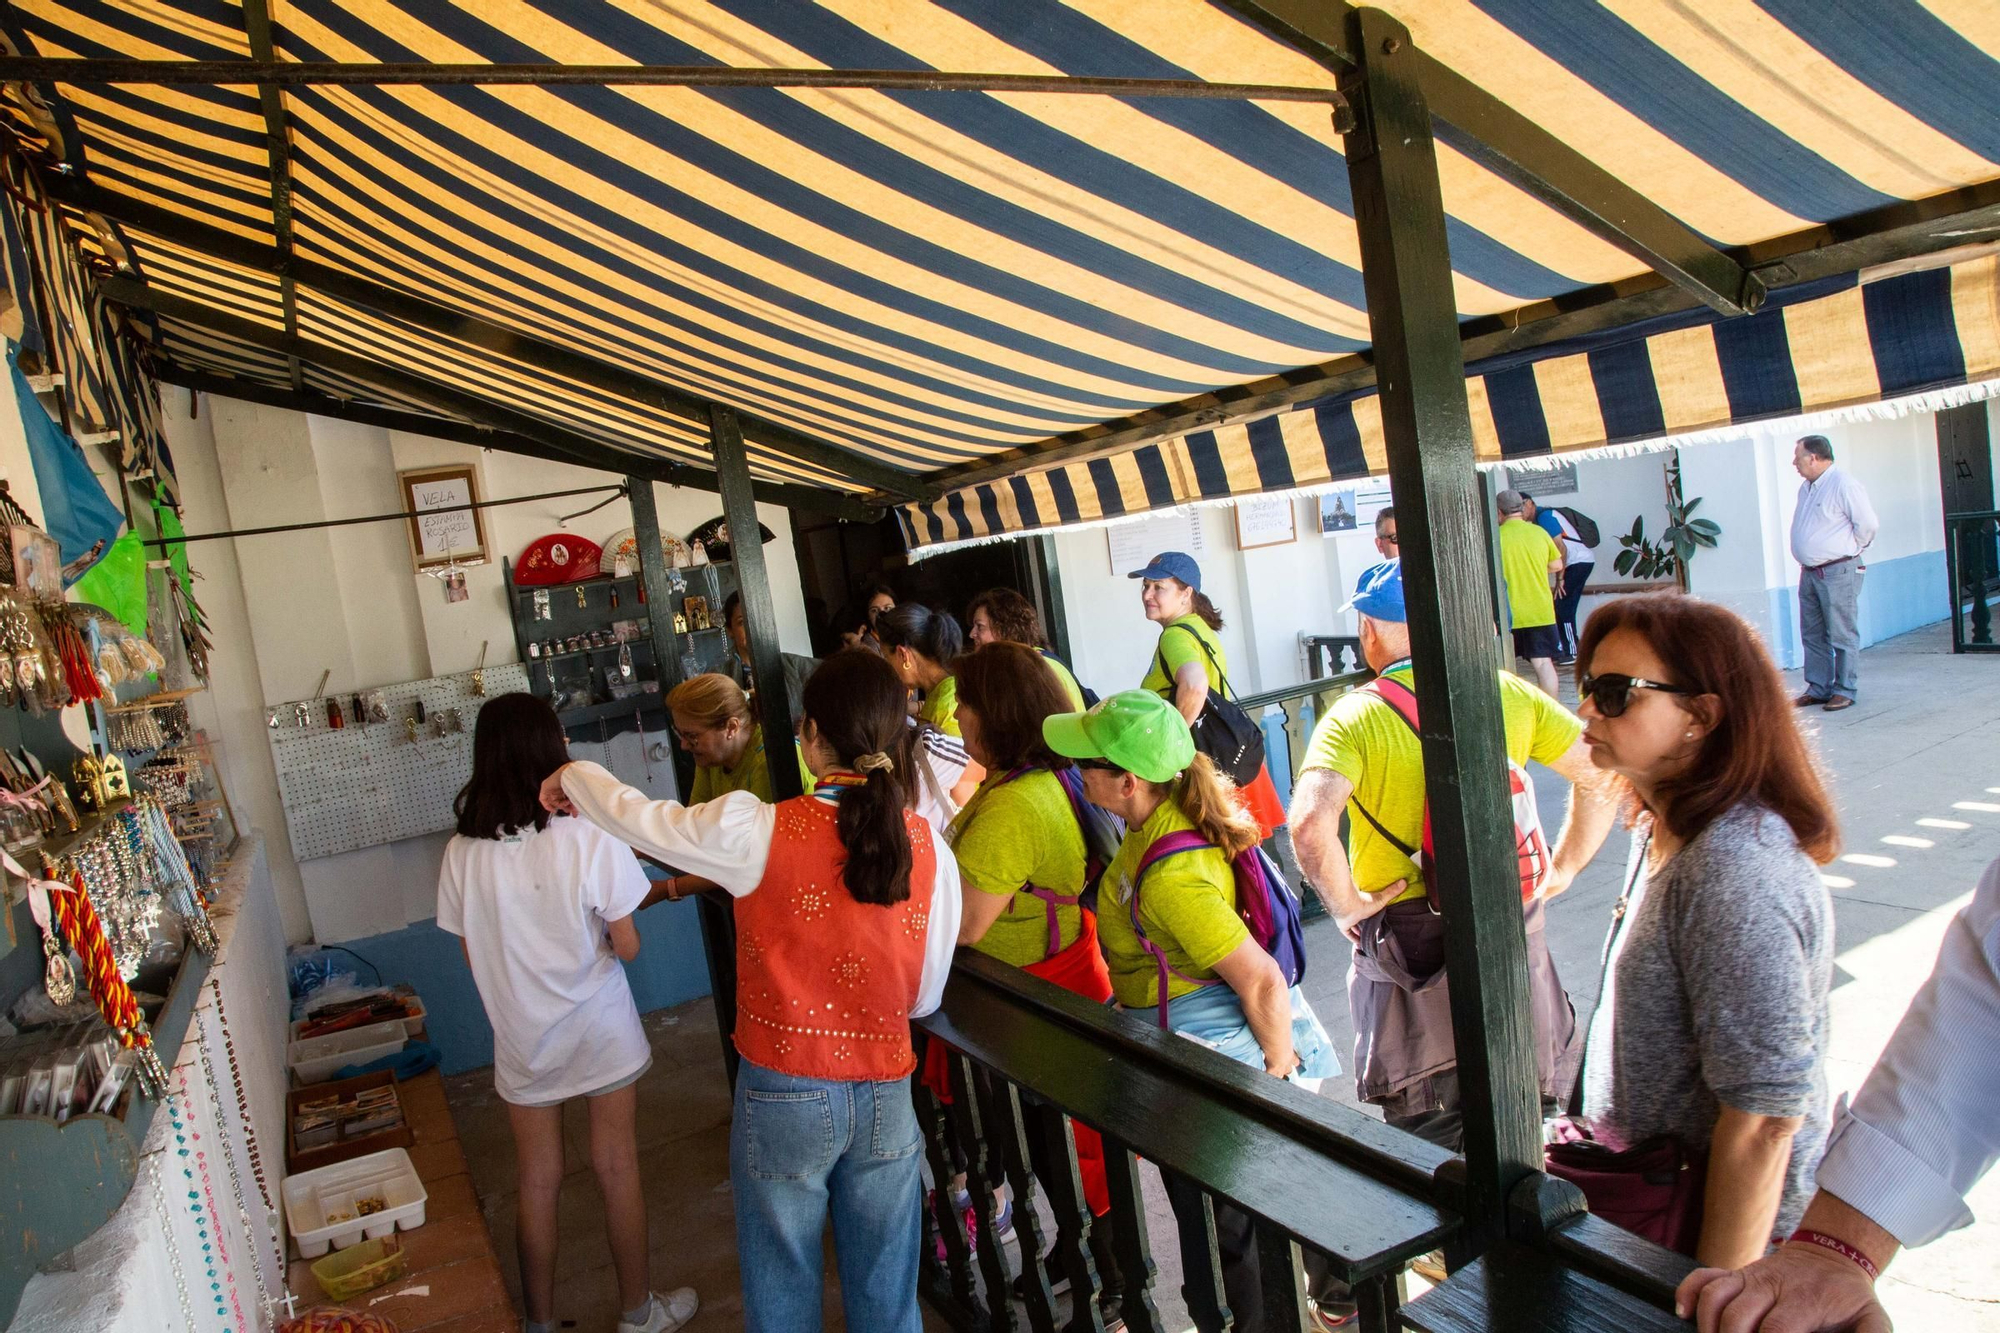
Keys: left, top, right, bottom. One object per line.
{"left": 0, "top": 57, "right": 1340, "bottom": 105}
{"left": 1339, "top": 8, "right": 1542, "bottom": 1252}
{"left": 710, "top": 404, "right": 804, "bottom": 803}
{"left": 118, "top": 280, "right": 881, "bottom": 520}
{"left": 240, "top": 0, "right": 302, "bottom": 390}
{"left": 41, "top": 177, "right": 935, "bottom": 501}
{"left": 1216, "top": 0, "right": 1757, "bottom": 316}
{"left": 627, "top": 471, "right": 741, "bottom": 1086}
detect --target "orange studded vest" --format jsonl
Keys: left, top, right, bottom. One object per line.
{"left": 733, "top": 794, "right": 937, "bottom": 1081}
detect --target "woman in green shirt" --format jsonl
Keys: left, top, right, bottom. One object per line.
{"left": 666, "top": 673, "right": 810, "bottom": 805}
{"left": 1045, "top": 688, "right": 1336, "bottom": 1333}
{"left": 965, "top": 586, "right": 1091, "bottom": 711}
{"left": 1128, "top": 550, "right": 1288, "bottom": 838}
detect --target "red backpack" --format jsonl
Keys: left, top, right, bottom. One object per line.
{"left": 1347, "top": 675, "right": 1551, "bottom": 910}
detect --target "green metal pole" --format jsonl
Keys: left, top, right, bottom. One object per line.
{"left": 1339, "top": 7, "right": 1543, "bottom": 1252}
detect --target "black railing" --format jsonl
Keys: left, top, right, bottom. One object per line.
{"left": 913, "top": 954, "right": 1695, "bottom": 1333}
{"left": 1945, "top": 509, "right": 1999, "bottom": 653}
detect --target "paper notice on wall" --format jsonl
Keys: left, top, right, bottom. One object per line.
{"left": 1105, "top": 510, "right": 1206, "bottom": 576}
{"left": 411, "top": 475, "right": 477, "bottom": 561}
{"left": 1508, "top": 463, "right": 1579, "bottom": 499}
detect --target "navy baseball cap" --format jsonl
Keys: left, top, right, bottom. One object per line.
{"left": 1341, "top": 559, "right": 1407, "bottom": 623}
{"left": 1127, "top": 550, "right": 1202, "bottom": 591}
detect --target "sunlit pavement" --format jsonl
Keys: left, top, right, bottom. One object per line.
{"left": 1299, "top": 617, "right": 1999, "bottom": 1329}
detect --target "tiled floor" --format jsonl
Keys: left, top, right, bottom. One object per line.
{"left": 286, "top": 1069, "right": 516, "bottom": 1331}
{"left": 443, "top": 1003, "right": 947, "bottom": 1333}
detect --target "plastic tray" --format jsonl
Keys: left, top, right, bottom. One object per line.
{"left": 287, "top": 1020, "right": 408, "bottom": 1085}
{"left": 311, "top": 1234, "right": 408, "bottom": 1300}
{"left": 281, "top": 1146, "right": 429, "bottom": 1258}
{"left": 292, "top": 994, "right": 427, "bottom": 1042}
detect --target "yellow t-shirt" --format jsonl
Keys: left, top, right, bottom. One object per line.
{"left": 947, "top": 769, "right": 1087, "bottom": 967}
{"left": 1300, "top": 665, "right": 1582, "bottom": 904}
{"left": 1140, "top": 615, "right": 1225, "bottom": 695}
{"left": 1498, "top": 518, "right": 1563, "bottom": 629}
{"left": 1097, "top": 800, "right": 1247, "bottom": 1008}
{"left": 687, "top": 725, "right": 814, "bottom": 805}
{"left": 1040, "top": 652, "right": 1089, "bottom": 711}
{"left": 918, "top": 675, "right": 962, "bottom": 736}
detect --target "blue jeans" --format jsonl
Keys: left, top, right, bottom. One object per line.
{"left": 730, "top": 1059, "right": 923, "bottom": 1333}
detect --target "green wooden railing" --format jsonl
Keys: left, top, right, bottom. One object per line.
{"left": 1945, "top": 509, "right": 1999, "bottom": 653}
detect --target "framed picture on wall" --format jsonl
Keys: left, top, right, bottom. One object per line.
{"left": 1234, "top": 496, "right": 1297, "bottom": 550}
{"left": 398, "top": 465, "right": 489, "bottom": 570}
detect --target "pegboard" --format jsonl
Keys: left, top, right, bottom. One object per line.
{"left": 265, "top": 665, "right": 529, "bottom": 861}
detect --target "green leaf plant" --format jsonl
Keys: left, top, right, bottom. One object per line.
{"left": 1611, "top": 455, "right": 1721, "bottom": 588}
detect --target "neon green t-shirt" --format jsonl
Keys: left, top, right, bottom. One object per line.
{"left": 688, "top": 725, "right": 814, "bottom": 805}
{"left": 1140, "top": 615, "right": 1225, "bottom": 695}
{"left": 1097, "top": 800, "right": 1247, "bottom": 1008}
{"left": 918, "top": 675, "right": 962, "bottom": 736}
{"left": 947, "top": 769, "right": 1087, "bottom": 968}
{"left": 1300, "top": 665, "right": 1582, "bottom": 904}
{"left": 1041, "top": 652, "right": 1089, "bottom": 711}
{"left": 1498, "top": 518, "right": 1563, "bottom": 629}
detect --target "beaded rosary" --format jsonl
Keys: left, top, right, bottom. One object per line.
{"left": 187, "top": 1030, "right": 251, "bottom": 1332}
{"left": 196, "top": 998, "right": 283, "bottom": 1325}
{"left": 165, "top": 1065, "right": 233, "bottom": 1326}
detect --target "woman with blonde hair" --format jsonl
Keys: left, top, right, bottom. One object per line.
{"left": 1045, "top": 690, "right": 1333, "bottom": 1333}
{"left": 666, "top": 672, "right": 811, "bottom": 806}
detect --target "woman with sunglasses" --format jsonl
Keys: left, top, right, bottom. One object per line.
{"left": 542, "top": 650, "right": 961, "bottom": 1333}
{"left": 1572, "top": 595, "right": 1838, "bottom": 1266}
{"left": 668, "top": 673, "right": 811, "bottom": 806}
{"left": 1047, "top": 689, "right": 1335, "bottom": 1333}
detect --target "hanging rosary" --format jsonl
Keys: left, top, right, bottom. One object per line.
{"left": 42, "top": 869, "right": 168, "bottom": 1095}
{"left": 197, "top": 1002, "right": 276, "bottom": 1328}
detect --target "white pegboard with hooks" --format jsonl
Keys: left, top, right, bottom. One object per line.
{"left": 264, "top": 664, "right": 528, "bottom": 860}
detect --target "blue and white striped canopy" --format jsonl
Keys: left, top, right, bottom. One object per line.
{"left": 2, "top": 1, "right": 1995, "bottom": 540}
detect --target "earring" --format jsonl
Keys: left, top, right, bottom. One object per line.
{"left": 1684, "top": 730, "right": 1695, "bottom": 739}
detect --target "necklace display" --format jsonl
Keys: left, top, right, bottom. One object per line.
{"left": 41, "top": 867, "right": 169, "bottom": 1095}
{"left": 164, "top": 1069, "right": 234, "bottom": 1326}
{"left": 196, "top": 1006, "right": 270, "bottom": 1329}
{"left": 147, "top": 1141, "right": 204, "bottom": 1332}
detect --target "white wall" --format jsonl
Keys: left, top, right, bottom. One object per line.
{"left": 162, "top": 388, "right": 815, "bottom": 946}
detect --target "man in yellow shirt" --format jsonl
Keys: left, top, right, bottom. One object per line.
{"left": 1496, "top": 488, "right": 1567, "bottom": 698}
{"left": 1289, "top": 561, "right": 1617, "bottom": 1147}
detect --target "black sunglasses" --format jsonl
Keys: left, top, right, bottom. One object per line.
{"left": 1578, "top": 673, "right": 1697, "bottom": 718}
{"left": 1074, "top": 757, "right": 1123, "bottom": 773}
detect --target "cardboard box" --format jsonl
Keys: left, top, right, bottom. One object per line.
{"left": 285, "top": 1069, "right": 414, "bottom": 1174}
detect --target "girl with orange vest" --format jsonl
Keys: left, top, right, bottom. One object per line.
{"left": 542, "top": 651, "right": 962, "bottom": 1333}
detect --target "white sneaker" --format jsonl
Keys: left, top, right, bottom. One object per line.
{"left": 617, "top": 1287, "right": 699, "bottom": 1333}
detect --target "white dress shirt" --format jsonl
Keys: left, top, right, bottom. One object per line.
{"left": 1813, "top": 857, "right": 2000, "bottom": 1247}
{"left": 1790, "top": 464, "right": 1880, "bottom": 568}
{"left": 558, "top": 761, "right": 962, "bottom": 1018}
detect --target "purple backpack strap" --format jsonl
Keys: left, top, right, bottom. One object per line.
{"left": 995, "top": 765, "right": 1078, "bottom": 960}
{"left": 1130, "top": 831, "right": 1222, "bottom": 1028}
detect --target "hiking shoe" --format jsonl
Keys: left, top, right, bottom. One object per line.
{"left": 617, "top": 1288, "right": 699, "bottom": 1333}
{"left": 1308, "top": 1295, "right": 1358, "bottom": 1329}
{"left": 1823, "top": 695, "right": 1855, "bottom": 711}
{"left": 1411, "top": 1250, "right": 1449, "bottom": 1282}
{"left": 1792, "top": 692, "right": 1829, "bottom": 707}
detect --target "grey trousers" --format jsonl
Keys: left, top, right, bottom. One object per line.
{"left": 1800, "top": 559, "right": 1863, "bottom": 698}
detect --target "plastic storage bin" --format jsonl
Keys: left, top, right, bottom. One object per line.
{"left": 311, "top": 1235, "right": 408, "bottom": 1300}
{"left": 282, "top": 1147, "right": 429, "bottom": 1258}
{"left": 287, "top": 1020, "right": 408, "bottom": 1085}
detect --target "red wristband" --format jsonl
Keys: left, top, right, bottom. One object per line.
{"left": 1787, "top": 1228, "right": 1880, "bottom": 1281}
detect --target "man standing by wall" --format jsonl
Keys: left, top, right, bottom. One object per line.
{"left": 1496, "top": 489, "right": 1565, "bottom": 696}
{"left": 1790, "top": 434, "right": 1878, "bottom": 712}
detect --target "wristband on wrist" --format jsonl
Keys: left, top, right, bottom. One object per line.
{"left": 1787, "top": 1228, "right": 1880, "bottom": 1281}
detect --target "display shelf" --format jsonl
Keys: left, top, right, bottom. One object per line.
{"left": 555, "top": 694, "right": 663, "bottom": 728}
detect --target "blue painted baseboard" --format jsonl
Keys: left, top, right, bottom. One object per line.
{"left": 1763, "top": 549, "right": 1948, "bottom": 669}
{"left": 326, "top": 890, "right": 714, "bottom": 1076}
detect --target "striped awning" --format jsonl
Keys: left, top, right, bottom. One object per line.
{"left": 901, "top": 252, "right": 2000, "bottom": 546}
{"left": 0, "top": 1, "right": 1994, "bottom": 538}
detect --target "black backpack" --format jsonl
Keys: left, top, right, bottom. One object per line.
{"left": 1552, "top": 505, "right": 1600, "bottom": 549}
{"left": 1154, "top": 625, "right": 1266, "bottom": 789}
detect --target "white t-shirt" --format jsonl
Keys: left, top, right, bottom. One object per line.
{"left": 437, "top": 816, "right": 652, "bottom": 1106}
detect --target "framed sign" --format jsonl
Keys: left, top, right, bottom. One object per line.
{"left": 398, "top": 466, "right": 489, "bottom": 570}
{"left": 1320, "top": 480, "right": 1394, "bottom": 534}
{"left": 1509, "top": 463, "right": 1579, "bottom": 499}
{"left": 1233, "top": 496, "right": 1297, "bottom": 549}
{"left": 1105, "top": 510, "right": 1207, "bottom": 576}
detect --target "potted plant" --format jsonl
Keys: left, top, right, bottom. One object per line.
{"left": 1612, "top": 455, "right": 1720, "bottom": 590}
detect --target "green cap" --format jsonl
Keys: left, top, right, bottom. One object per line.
{"left": 1043, "top": 690, "right": 1196, "bottom": 783}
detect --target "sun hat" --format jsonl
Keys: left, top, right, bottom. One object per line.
{"left": 1042, "top": 690, "right": 1196, "bottom": 783}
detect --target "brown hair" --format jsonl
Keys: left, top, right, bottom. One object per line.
{"left": 1577, "top": 594, "right": 1838, "bottom": 863}
{"left": 1187, "top": 586, "right": 1225, "bottom": 632}
{"left": 966, "top": 587, "right": 1046, "bottom": 649}
{"left": 666, "top": 673, "right": 751, "bottom": 731}
{"left": 1142, "top": 754, "right": 1261, "bottom": 861}
{"left": 953, "top": 642, "right": 1071, "bottom": 772}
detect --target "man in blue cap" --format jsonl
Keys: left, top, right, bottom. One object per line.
{"left": 1288, "top": 559, "right": 1618, "bottom": 1148}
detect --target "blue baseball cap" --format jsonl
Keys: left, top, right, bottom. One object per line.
{"left": 1341, "top": 559, "right": 1406, "bottom": 623}
{"left": 1127, "top": 550, "right": 1201, "bottom": 591}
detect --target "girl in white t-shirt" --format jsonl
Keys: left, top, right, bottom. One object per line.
{"left": 436, "top": 694, "right": 697, "bottom": 1333}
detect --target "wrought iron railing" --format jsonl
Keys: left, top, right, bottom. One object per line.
{"left": 1945, "top": 509, "right": 1999, "bottom": 653}
{"left": 911, "top": 953, "right": 1694, "bottom": 1333}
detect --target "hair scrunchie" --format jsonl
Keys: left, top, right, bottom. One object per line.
{"left": 855, "top": 751, "right": 895, "bottom": 774}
